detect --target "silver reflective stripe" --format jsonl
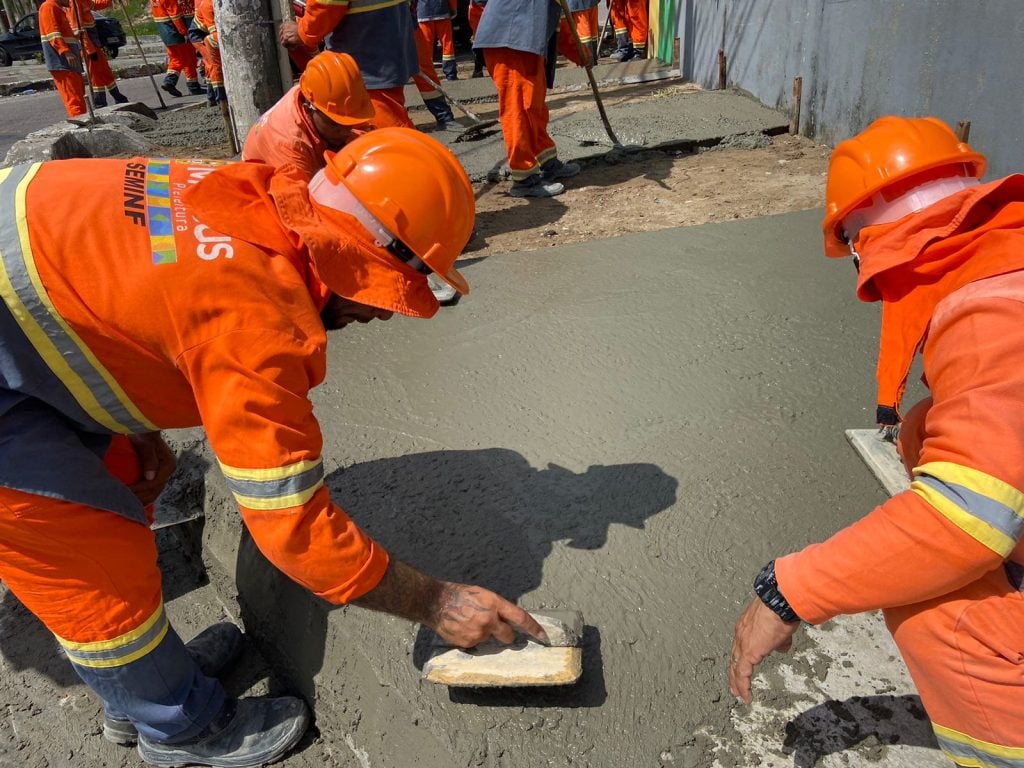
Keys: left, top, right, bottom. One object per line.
{"left": 0, "top": 164, "right": 155, "bottom": 434}
{"left": 223, "top": 462, "right": 325, "bottom": 503}
{"left": 59, "top": 605, "right": 169, "bottom": 669}
{"left": 935, "top": 730, "right": 1024, "bottom": 768}
{"left": 916, "top": 474, "right": 1024, "bottom": 543}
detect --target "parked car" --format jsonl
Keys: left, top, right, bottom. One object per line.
{"left": 0, "top": 10, "right": 126, "bottom": 67}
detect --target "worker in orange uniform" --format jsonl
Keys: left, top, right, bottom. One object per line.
{"left": 151, "top": 0, "right": 202, "bottom": 97}
{"left": 243, "top": 51, "right": 374, "bottom": 181}
{"left": 473, "top": 0, "right": 589, "bottom": 198}
{"left": 0, "top": 127, "right": 546, "bottom": 767}
{"left": 188, "top": 0, "right": 225, "bottom": 106}
{"left": 409, "top": 0, "right": 459, "bottom": 129}
{"left": 608, "top": 0, "right": 647, "bottom": 61}
{"left": 38, "top": 0, "right": 87, "bottom": 119}
{"left": 567, "top": 0, "right": 599, "bottom": 64}
{"left": 278, "top": 0, "right": 419, "bottom": 129}
{"left": 468, "top": 0, "right": 487, "bottom": 77}
{"left": 66, "top": 0, "right": 129, "bottom": 107}
{"left": 416, "top": 0, "right": 458, "bottom": 80}
{"left": 729, "top": 116, "right": 1024, "bottom": 768}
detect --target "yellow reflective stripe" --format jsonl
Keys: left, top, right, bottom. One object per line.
{"left": 232, "top": 483, "right": 322, "bottom": 511}
{"left": 916, "top": 461, "right": 1024, "bottom": 512}
{"left": 57, "top": 603, "right": 165, "bottom": 652}
{"left": 3, "top": 167, "right": 157, "bottom": 434}
{"left": 0, "top": 168, "right": 11, "bottom": 185}
{"left": 348, "top": 0, "right": 405, "bottom": 14}
{"left": 219, "top": 458, "right": 321, "bottom": 481}
{"left": 934, "top": 723, "right": 1024, "bottom": 765}
{"left": 40, "top": 31, "right": 61, "bottom": 41}
{"left": 317, "top": 0, "right": 349, "bottom": 5}
{"left": 56, "top": 604, "right": 169, "bottom": 668}
{"left": 912, "top": 480, "right": 1015, "bottom": 556}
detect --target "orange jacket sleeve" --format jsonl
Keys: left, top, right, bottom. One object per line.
{"left": 39, "top": 3, "right": 72, "bottom": 56}
{"left": 177, "top": 328, "right": 389, "bottom": 604}
{"left": 296, "top": 0, "right": 348, "bottom": 49}
{"left": 777, "top": 288, "right": 1024, "bottom": 624}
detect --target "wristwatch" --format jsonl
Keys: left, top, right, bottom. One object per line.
{"left": 753, "top": 559, "right": 802, "bottom": 624}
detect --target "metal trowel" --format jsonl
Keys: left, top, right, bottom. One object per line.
{"left": 422, "top": 610, "right": 584, "bottom": 687}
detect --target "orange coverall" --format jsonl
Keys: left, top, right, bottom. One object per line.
{"left": 242, "top": 85, "right": 333, "bottom": 181}
{"left": 777, "top": 175, "right": 1024, "bottom": 766}
{"left": 66, "top": 0, "right": 118, "bottom": 97}
{"left": 0, "top": 157, "right": 407, "bottom": 741}
{"left": 38, "top": 0, "right": 87, "bottom": 117}
{"left": 151, "top": 0, "right": 199, "bottom": 88}
{"left": 609, "top": 0, "right": 647, "bottom": 55}
{"left": 193, "top": 0, "right": 222, "bottom": 92}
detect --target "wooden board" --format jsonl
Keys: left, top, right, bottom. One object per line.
{"left": 845, "top": 429, "right": 910, "bottom": 497}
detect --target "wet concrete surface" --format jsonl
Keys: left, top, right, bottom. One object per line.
{"left": 186, "top": 209, "right": 945, "bottom": 767}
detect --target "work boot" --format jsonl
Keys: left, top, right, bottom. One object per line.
{"left": 187, "top": 80, "right": 205, "bottom": 96}
{"left": 161, "top": 74, "right": 183, "bottom": 98}
{"left": 424, "top": 96, "right": 457, "bottom": 130}
{"left": 103, "top": 623, "right": 245, "bottom": 746}
{"left": 609, "top": 31, "right": 634, "bottom": 62}
{"left": 427, "top": 274, "right": 459, "bottom": 306}
{"left": 92, "top": 91, "right": 108, "bottom": 109}
{"left": 472, "top": 49, "right": 486, "bottom": 77}
{"left": 136, "top": 697, "right": 310, "bottom": 768}
{"left": 111, "top": 87, "right": 129, "bottom": 104}
{"left": 632, "top": 44, "right": 647, "bottom": 60}
{"left": 509, "top": 174, "right": 564, "bottom": 198}
{"left": 540, "top": 158, "right": 581, "bottom": 182}
{"left": 442, "top": 59, "right": 458, "bottom": 81}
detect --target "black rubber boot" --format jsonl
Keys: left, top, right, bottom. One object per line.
{"left": 187, "top": 80, "right": 205, "bottom": 96}
{"left": 136, "top": 697, "right": 310, "bottom": 768}
{"left": 472, "top": 48, "right": 485, "bottom": 77}
{"left": 540, "top": 157, "right": 581, "bottom": 182}
{"left": 588, "top": 40, "right": 598, "bottom": 64}
{"left": 103, "top": 623, "right": 245, "bottom": 747}
{"left": 92, "top": 91, "right": 108, "bottom": 109}
{"left": 424, "top": 95, "right": 456, "bottom": 128}
{"left": 442, "top": 59, "right": 458, "bottom": 81}
{"left": 111, "top": 87, "right": 129, "bottom": 104}
{"left": 161, "top": 73, "right": 183, "bottom": 98}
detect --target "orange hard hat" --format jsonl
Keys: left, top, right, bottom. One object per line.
{"left": 310, "top": 127, "right": 474, "bottom": 297}
{"left": 821, "top": 116, "right": 986, "bottom": 258}
{"left": 299, "top": 51, "right": 375, "bottom": 126}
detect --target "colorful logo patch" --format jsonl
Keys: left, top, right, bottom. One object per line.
{"left": 146, "top": 161, "right": 177, "bottom": 265}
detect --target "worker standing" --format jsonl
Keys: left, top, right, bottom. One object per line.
{"left": 473, "top": 0, "right": 587, "bottom": 198}
{"left": 66, "top": 0, "right": 129, "bottom": 107}
{"left": 38, "top": 0, "right": 87, "bottom": 119}
{"left": 567, "top": 0, "right": 599, "bottom": 64}
{"left": 409, "top": 1, "right": 459, "bottom": 130}
{"left": 278, "top": 0, "right": 419, "bottom": 129}
{"left": 151, "top": 0, "right": 202, "bottom": 97}
{"left": 608, "top": 0, "right": 647, "bottom": 61}
{"left": 0, "top": 128, "right": 546, "bottom": 768}
{"left": 468, "top": 0, "right": 486, "bottom": 77}
{"left": 416, "top": 0, "right": 458, "bottom": 81}
{"left": 189, "top": 0, "right": 225, "bottom": 106}
{"left": 729, "top": 116, "right": 1024, "bottom": 768}
{"left": 243, "top": 51, "right": 375, "bottom": 181}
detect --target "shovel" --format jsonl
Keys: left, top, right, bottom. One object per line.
{"left": 419, "top": 70, "right": 501, "bottom": 142}
{"left": 422, "top": 610, "right": 584, "bottom": 687}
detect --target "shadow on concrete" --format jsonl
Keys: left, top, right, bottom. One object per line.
{"left": 473, "top": 196, "right": 569, "bottom": 247}
{"left": 782, "top": 695, "right": 938, "bottom": 767}
{"left": 233, "top": 448, "right": 676, "bottom": 708}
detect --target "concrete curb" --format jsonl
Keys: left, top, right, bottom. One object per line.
{"left": 0, "top": 61, "right": 164, "bottom": 97}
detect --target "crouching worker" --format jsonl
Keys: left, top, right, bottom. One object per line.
{"left": 0, "top": 128, "right": 544, "bottom": 767}
{"left": 729, "top": 116, "right": 1024, "bottom": 767}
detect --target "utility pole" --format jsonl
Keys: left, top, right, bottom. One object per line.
{"left": 213, "top": 0, "right": 287, "bottom": 149}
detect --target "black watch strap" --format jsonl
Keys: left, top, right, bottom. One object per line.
{"left": 753, "top": 559, "right": 802, "bottom": 624}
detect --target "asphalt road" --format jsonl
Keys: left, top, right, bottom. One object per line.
{"left": 0, "top": 73, "right": 207, "bottom": 161}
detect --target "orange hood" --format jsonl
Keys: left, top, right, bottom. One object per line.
{"left": 851, "top": 174, "right": 1024, "bottom": 424}
{"left": 182, "top": 162, "right": 439, "bottom": 318}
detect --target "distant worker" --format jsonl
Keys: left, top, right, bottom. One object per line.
{"left": 38, "top": 0, "right": 87, "bottom": 119}
{"left": 243, "top": 51, "right": 375, "bottom": 181}
{"left": 410, "top": 0, "right": 459, "bottom": 130}
{"left": 151, "top": 0, "right": 203, "bottom": 97}
{"left": 473, "top": 0, "right": 588, "bottom": 198}
{"left": 468, "top": 0, "right": 487, "bottom": 77}
{"left": 66, "top": 0, "right": 129, "bottom": 107}
{"left": 415, "top": 0, "right": 458, "bottom": 81}
{"left": 0, "top": 128, "right": 544, "bottom": 768}
{"left": 188, "top": 0, "right": 226, "bottom": 106}
{"left": 566, "top": 0, "right": 599, "bottom": 64}
{"left": 729, "top": 115, "right": 1024, "bottom": 768}
{"left": 608, "top": 0, "right": 647, "bottom": 61}
{"left": 278, "top": 0, "right": 419, "bottom": 129}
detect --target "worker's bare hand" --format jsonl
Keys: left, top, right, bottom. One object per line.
{"left": 128, "top": 431, "right": 177, "bottom": 506}
{"left": 728, "top": 597, "right": 800, "bottom": 704}
{"left": 65, "top": 52, "right": 80, "bottom": 69}
{"left": 431, "top": 583, "right": 549, "bottom": 648}
{"left": 279, "top": 20, "right": 302, "bottom": 49}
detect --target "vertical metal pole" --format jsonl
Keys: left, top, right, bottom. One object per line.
{"left": 115, "top": 0, "right": 167, "bottom": 108}
{"left": 69, "top": 0, "right": 96, "bottom": 120}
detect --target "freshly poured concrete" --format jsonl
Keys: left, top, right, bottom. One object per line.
{"left": 190, "top": 209, "right": 949, "bottom": 767}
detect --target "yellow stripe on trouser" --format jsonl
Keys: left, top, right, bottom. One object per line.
{"left": 56, "top": 604, "right": 169, "bottom": 668}
{"left": 934, "top": 723, "right": 1024, "bottom": 767}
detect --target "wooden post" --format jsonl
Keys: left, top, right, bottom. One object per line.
{"left": 789, "top": 76, "right": 802, "bottom": 135}
{"left": 717, "top": 49, "right": 727, "bottom": 89}
{"left": 214, "top": 0, "right": 286, "bottom": 148}
{"left": 268, "top": 0, "right": 296, "bottom": 90}
{"left": 955, "top": 120, "right": 971, "bottom": 143}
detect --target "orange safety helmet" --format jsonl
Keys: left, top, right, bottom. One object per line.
{"left": 821, "top": 116, "right": 986, "bottom": 258}
{"left": 299, "top": 51, "right": 375, "bottom": 126}
{"left": 309, "top": 127, "right": 475, "bottom": 296}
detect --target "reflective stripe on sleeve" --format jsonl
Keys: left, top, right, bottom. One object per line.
{"left": 347, "top": 0, "right": 404, "bottom": 14}
{"left": 934, "top": 723, "right": 1024, "bottom": 768}
{"left": 219, "top": 458, "right": 325, "bottom": 510}
{"left": 911, "top": 461, "right": 1024, "bottom": 557}
{"left": 57, "top": 604, "right": 169, "bottom": 669}
{"left": 0, "top": 164, "right": 157, "bottom": 435}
